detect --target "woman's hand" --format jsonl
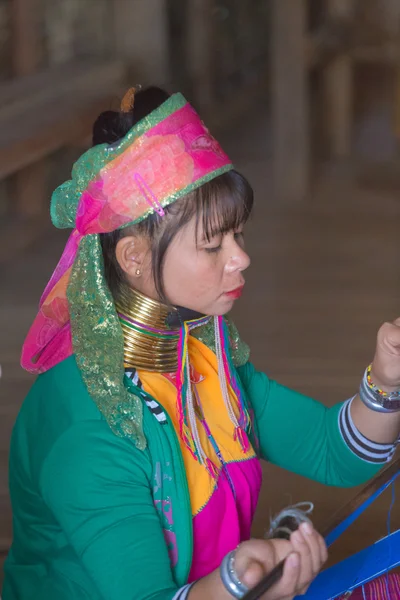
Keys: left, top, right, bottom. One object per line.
{"left": 190, "top": 522, "right": 327, "bottom": 600}
{"left": 234, "top": 522, "right": 327, "bottom": 599}
{"left": 371, "top": 318, "right": 400, "bottom": 391}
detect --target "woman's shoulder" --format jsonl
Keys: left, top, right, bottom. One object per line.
{"left": 11, "top": 356, "right": 153, "bottom": 504}
{"left": 35, "top": 354, "right": 101, "bottom": 419}
{"left": 14, "top": 355, "right": 104, "bottom": 455}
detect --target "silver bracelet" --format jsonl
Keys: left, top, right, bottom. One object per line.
{"left": 359, "top": 367, "right": 400, "bottom": 413}
{"left": 220, "top": 550, "right": 249, "bottom": 599}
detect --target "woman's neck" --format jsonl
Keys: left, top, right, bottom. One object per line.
{"left": 115, "top": 287, "right": 207, "bottom": 372}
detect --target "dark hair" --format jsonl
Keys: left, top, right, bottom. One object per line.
{"left": 95, "top": 87, "right": 254, "bottom": 303}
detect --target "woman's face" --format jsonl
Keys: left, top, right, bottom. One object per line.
{"left": 121, "top": 213, "right": 251, "bottom": 315}
{"left": 162, "top": 216, "right": 251, "bottom": 315}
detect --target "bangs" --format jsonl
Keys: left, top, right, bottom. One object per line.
{"left": 105, "top": 170, "right": 255, "bottom": 304}
{"left": 181, "top": 170, "right": 254, "bottom": 243}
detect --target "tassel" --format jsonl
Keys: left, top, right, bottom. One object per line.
{"left": 176, "top": 323, "right": 195, "bottom": 457}
{"left": 176, "top": 322, "right": 212, "bottom": 466}
{"left": 218, "top": 316, "right": 250, "bottom": 431}
{"left": 205, "top": 457, "right": 219, "bottom": 480}
{"left": 234, "top": 425, "right": 250, "bottom": 454}
{"left": 215, "top": 316, "right": 250, "bottom": 452}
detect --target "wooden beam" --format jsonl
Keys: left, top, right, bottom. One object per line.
{"left": 271, "top": 0, "right": 309, "bottom": 203}
{"left": 0, "top": 60, "right": 125, "bottom": 119}
{"left": 0, "top": 93, "right": 124, "bottom": 180}
{"left": 323, "top": 0, "right": 354, "bottom": 157}
{"left": 0, "top": 61, "right": 125, "bottom": 179}
{"left": 10, "top": 0, "right": 46, "bottom": 221}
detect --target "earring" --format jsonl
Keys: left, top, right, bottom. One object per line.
{"left": 135, "top": 268, "right": 141, "bottom": 277}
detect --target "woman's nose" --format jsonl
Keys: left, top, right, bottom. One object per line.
{"left": 225, "top": 246, "right": 251, "bottom": 273}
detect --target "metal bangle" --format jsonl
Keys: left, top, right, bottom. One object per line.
{"left": 220, "top": 550, "right": 249, "bottom": 599}
{"left": 359, "top": 369, "right": 400, "bottom": 413}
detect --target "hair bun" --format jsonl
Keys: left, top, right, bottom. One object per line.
{"left": 92, "top": 110, "right": 132, "bottom": 146}
{"left": 92, "top": 87, "right": 171, "bottom": 147}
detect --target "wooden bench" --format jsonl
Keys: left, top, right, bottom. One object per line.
{"left": 0, "top": 59, "right": 127, "bottom": 261}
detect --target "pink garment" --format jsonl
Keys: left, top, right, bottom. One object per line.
{"left": 188, "top": 457, "right": 262, "bottom": 582}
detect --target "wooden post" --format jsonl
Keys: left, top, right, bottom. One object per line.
{"left": 10, "top": 0, "right": 40, "bottom": 75}
{"left": 113, "top": 0, "right": 169, "bottom": 86}
{"left": 382, "top": 0, "right": 400, "bottom": 146}
{"left": 10, "top": 0, "right": 47, "bottom": 218}
{"left": 167, "top": 0, "right": 192, "bottom": 98}
{"left": 323, "top": 0, "right": 353, "bottom": 157}
{"left": 271, "top": 0, "right": 309, "bottom": 203}
{"left": 186, "top": 0, "right": 214, "bottom": 110}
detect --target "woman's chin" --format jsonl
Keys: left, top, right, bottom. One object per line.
{"left": 185, "top": 296, "right": 237, "bottom": 317}
{"left": 209, "top": 297, "right": 236, "bottom": 316}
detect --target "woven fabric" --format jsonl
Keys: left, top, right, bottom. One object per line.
{"left": 339, "top": 573, "right": 400, "bottom": 599}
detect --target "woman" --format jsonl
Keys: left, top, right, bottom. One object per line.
{"left": 3, "top": 87, "right": 400, "bottom": 600}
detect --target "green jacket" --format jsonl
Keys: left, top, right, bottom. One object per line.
{"left": 3, "top": 355, "right": 380, "bottom": 600}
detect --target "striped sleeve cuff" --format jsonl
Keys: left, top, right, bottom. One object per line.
{"left": 171, "top": 583, "right": 194, "bottom": 599}
{"left": 338, "top": 398, "right": 398, "bottom": 464}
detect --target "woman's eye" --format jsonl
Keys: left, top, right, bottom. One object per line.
{"left": 205, "top": 244, "right": 222, "bottom": 254}
{"left": 234, "top": 232, "right": 244, "bottom": 244}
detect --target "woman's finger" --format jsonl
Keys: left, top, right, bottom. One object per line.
{"left": 290, "top": 528, "right": 313, "bottom": 589}
{"left": 294, "top": 525, "right": 328, "bottom": 596}
{"left": 298, "top": 523, "right": 322, "bottom": 575}
{"left": 267, "top": 552, "right": 301, "bottom": 600}
{"left": 317, "top": 531, "right": 328, "bottom": 565}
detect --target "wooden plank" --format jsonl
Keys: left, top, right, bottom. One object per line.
{"left": 0, "top": 93, "right": 123, "bottom": 180}
{"left": 271, "top": 0, "right": 309, "bottom": 203}
{"left": 0, "top": 59, "right": 125, "bottom": 115}
{"left": 10, "top": 0, "right": 40, "bottom": 76}
{"left": 323, "top": 0, "right": 353, "bottom": 157}
{"left": 0, "top": 61, "right": 126, "bottom": 179}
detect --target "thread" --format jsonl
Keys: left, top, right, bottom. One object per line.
{"left": 267, "top": 501, "right": 314, "bottom": 541}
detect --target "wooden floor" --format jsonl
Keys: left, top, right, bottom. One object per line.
{"left": 1, "top": 111, "right": 399, "bottom": 584}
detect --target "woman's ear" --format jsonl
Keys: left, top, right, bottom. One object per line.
{"left": 115, "top": 236, "right": 148, "bottom": 279}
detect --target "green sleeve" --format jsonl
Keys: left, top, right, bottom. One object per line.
{"left": 238, "top": 362, "right": 381, "bottom": 487}
{"left": 40, "top": 420, "right": 182, "bottom": 600}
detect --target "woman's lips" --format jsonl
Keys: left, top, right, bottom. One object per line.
{"left": 224, "top": 285, "right": 244, "bottom": 299}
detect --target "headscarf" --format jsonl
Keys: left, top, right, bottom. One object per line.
{"left": 21, "top": 93, "right": 233, "bottom": 449}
